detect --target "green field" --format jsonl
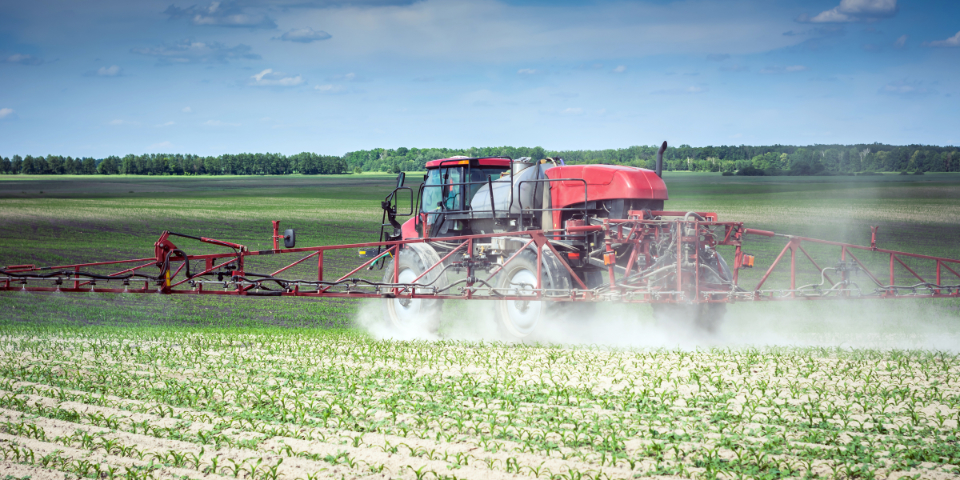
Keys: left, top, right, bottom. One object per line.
{"left": 1, "top": 173, "right": 960, "bottom": 480}
{"left": 2, "top": 172, "right": 959, "bottom": 332}
{"left": 0, "top": 174, "right": 401, "bottom": 329}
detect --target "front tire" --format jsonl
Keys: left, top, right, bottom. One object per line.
{"left": 493, "top": 247, "right": 571, "bottom": 339}
{"left": 381, "top": 243, "right": 448, "bottom": 334}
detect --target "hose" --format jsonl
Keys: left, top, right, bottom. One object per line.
{"left": 0, "top": 268, "right": 157, "bottom": 282}
{"left": 161, "top": 249, "right": 192, "bottom": 280}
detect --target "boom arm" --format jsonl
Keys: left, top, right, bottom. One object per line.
{"left": 3, "top": 216, "right": 958, "bottom": 303}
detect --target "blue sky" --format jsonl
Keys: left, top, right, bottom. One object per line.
{"left": 1, "top": 0, "right": 958, "bottom": 156}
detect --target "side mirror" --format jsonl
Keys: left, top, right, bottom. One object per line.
{"left": 283, "top": 229, "right": 296, "bottom": 248}
{"left": 396, "top": 172, "right": 406, "bottom": 188}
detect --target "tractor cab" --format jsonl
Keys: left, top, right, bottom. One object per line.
{"left": 415, "top": 157, "right": 513, "bottom": 237}
{"left": 363, "top": 157, "right": 513, "bottom": 259}
{"left": 379, "top": 157, "right": 507, "bottom": 239}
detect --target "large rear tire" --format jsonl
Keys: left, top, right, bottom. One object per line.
{"left": 493, "top": 247, "right": 571, "bottom": 339}
{"left": 381, "top": 243, "right": 448, "bottom": 334}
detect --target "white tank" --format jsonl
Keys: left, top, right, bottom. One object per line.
{"left": 470, "top": 162, "right": 556, "bottom": 215}
{"left": 512, "top": 157, "right": 537, "bottom": 175}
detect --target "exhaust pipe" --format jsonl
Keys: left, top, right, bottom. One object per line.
{"left": 655, "top": 140, "right": 667, "bottom": 178}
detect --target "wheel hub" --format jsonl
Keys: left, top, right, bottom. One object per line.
{"left": 502, "top": 268, "right": 542, "bottom": 335}
{"left": 388, "top": 267, "right": 422, "bottom": 327}
{"left": 513, "top": 300, "right": 530, "bottom": 312}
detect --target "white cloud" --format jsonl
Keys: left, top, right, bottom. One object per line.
{"left": 517, "top": 68, "right": 538, "bottom": 75}
{"left": 182, "top": 107, "right": 192, "bottom": 113}
{"left": 275, "top": 27, "right": 332, "bottom": 43}
{"left": 720, "top": 64, "right": 749, "bottom": 72}
{"left": 326, "top": 72, "right": 358, "bottom": 82}
{"left": 561, "top": 108, "right": 583, "bottom": 115}
{"left": 3, "top": 54, "right": 43, "bottom": 65}
{"left": 0, "top": 108, "right": 15, "bottom": 120}
{"left": 164, "top": 2, "right": 276, "bottom": 29}
{"left": 147, "top": 141, "right": 174, "bottom": 150}
{"left": 315, "top": 84, "right": 345, "bottom": 93}
{"left": 894, "top": 35, "right": 907, "bottom": 48}
{"left": 250, "top": 69, "right": 304, "bottom": 87}
{"left": 281, "top": 1, "right": 806, "bottom": 64}
{"left": 612, "top": 65, "right": 626, "bottom": 73}
{"left": 156, "top": 121, "right": 175, "bottom": 127}
{"left": 760, "top": 65, "right": 807, "bottom": 74}
{"left": 924, "top": 31, "right": 960, "bottom": 48}
{"left": 97, "top": 65, "right": 122, "bottom": 77}
{"left": 132, "top": 40, "right": 259, "bottom": 64}
{"left": 800, "top": 0, "right": 898, "bottom": 23}
{"left": 203, "top": 120, "right": 241, "bottom": 126}
{"left": 880, "top": 80, "right": 935, "bottom": 96}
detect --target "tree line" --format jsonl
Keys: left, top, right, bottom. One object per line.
{"left": 345, "top": 144, "right": 960, "bottom": 176}
{"left": 0, "top": 152, "right": 346, "bottom": 176}
{"left": 1, "top": 143, "right": 957, "bottom": 176}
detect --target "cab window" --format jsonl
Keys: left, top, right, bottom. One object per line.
{"left": 422, "top": 169, "right": 443, "bottom": 213}
{"left": 467, "top": 167, "right": 508, "bottom": 205}
{"left": 422, "top": 165, "right": 507, "bottom": 217}
{"left": 444, "top": 167, "right": 464, "bottom": 210}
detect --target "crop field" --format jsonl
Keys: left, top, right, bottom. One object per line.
{"left": 1, "top": 173, "right": 960, "bottom": 479}
{"left": 0, "top": 329, "right": 959, "bottom": 480}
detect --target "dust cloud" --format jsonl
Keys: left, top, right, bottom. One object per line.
{"left": 357, "top": 298, "right": 960, "bottom": 352}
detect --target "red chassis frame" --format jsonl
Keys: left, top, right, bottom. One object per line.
{"left": 3, "top": 213, "right": 960, "bottom": 303}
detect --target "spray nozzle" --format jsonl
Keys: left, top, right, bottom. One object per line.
{"left": 835, "top": 261, "right": 860, "bottom": 275}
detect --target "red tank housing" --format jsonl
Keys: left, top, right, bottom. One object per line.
{"left": 544, "top": 164, "right": 668, "bottom": 209}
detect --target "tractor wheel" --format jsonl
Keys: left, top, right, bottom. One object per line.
{"left": 493, "top": 247, "right": 571, "bottom": 339}
{"left": 381, "top": 243, "right": 448, "bottom": 334}
{"left": 652, "top": 302, "right": 727, "bottom": 335}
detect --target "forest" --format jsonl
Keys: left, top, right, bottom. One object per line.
{"left": 0, "top": 152, "right": 346, "bottom": 176}
{"left": 344, "top": 144, "right": 960, "bottom": 176}
{"left": 1, "top": 143, "right": 957, "bottom": 176}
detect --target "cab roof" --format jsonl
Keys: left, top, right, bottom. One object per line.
{"left": 425, "top": 157, "right": 513, "bottom": 169}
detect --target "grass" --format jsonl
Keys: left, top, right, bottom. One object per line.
{"left": 1, "top": 172, "right": 959, "bottom": 479}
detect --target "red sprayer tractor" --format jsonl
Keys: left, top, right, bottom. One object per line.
{"left": 3, "top": 142, "right": 959, "bottom": 338}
